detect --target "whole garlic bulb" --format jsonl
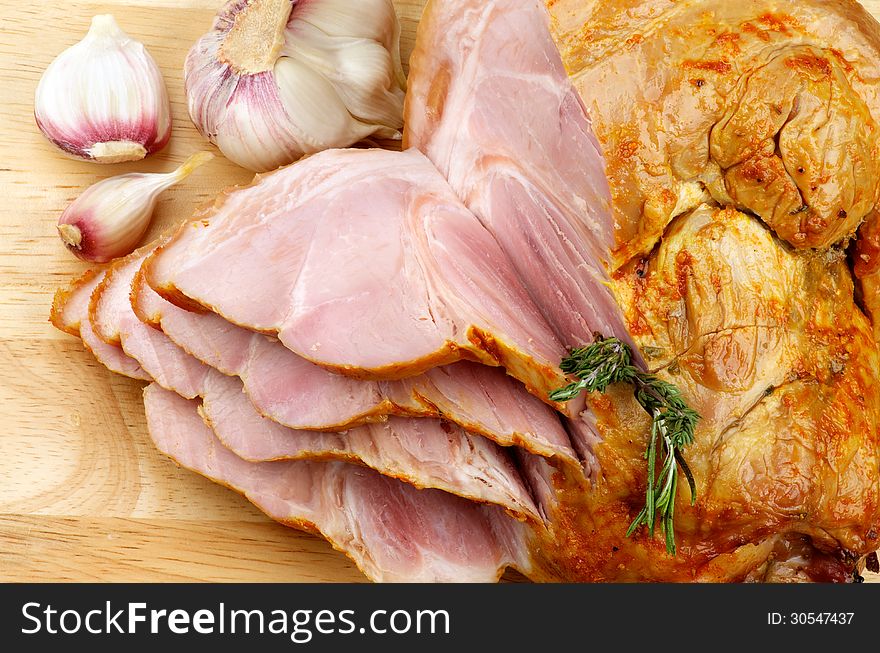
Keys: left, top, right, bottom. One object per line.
{"left": 57, "top": 152, "right": 213, "bottom": 263}
{"left": 35, "top": 15, "right": 172, "bottom": 163}
{"left": 185, "top": 0, "right": 406, "bottom": 172}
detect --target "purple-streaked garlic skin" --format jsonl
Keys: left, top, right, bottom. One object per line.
{"left": 56, "top": 152, "right": 214, "bottom": 263}
{"left": 35, "top": 112, "right": 171, "bottom": 164}
{"left": 184, "top": 0, "right": 406, "bottom": 172}
{"left": 58, "top": 176, "right": 160, "bottom": 263}
{"left": 58, "top": 211, "right": 111, "bottom": 263}
{"left": 35, "top": 15, "right": 172, "bottom": 164}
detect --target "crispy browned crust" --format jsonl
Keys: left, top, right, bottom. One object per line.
{"left": 854, "top": 211, "right": 880, "bottom": 341}
{"left": 49, "top": 267, "right": 101, "bottom": 336}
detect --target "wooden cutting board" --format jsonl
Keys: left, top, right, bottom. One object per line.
{"left": 0, "top": 0, "right": 877, "bottom": 583}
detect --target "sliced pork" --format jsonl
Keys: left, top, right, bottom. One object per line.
{"left": 144, "top": 383, "right": 532, "bottom": 582}
{"left": 88, "top": 252, "right": 542, "bottom": 519}
{"left": 133, "top": 264, "right": 576, "bottom": 462}
{"left": 142, "top": 148, "right": 570, "bottom": 405}
{"left": 90, "top": 247, "right": 213, "bottom": 400}
{"left": 405, "top": 0, "right": 631, "bottom": 355}
{"left": 404, "top": 0, "right": 640, "bottom": 469}
{"left": 51, "top": 269, "right": 150, "bottom": 381}
{"left": 200, "top": 369, "right": 540, "bottom": 521}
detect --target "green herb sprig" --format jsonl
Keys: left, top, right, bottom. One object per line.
{"left": 550, "top": 335, "right": 699, "bottom": 555}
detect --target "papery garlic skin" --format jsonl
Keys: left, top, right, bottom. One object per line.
{"left": 58, "top": 152, "right": 213, "bottom": 263}
{"left": 35, "top": 15, "right": 172, "bottom": 163}
{"left": 185, "top": 0, "right": 406, "bottom": 172}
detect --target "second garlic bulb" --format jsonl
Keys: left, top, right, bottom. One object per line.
{"left": 185, "top": 0, "right": 406, "bottom": 172}
{"left": 35, "top": 15, "right": 172, "bottom": 163}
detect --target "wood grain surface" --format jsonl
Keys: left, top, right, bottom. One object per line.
{"left": 0, "top": 0, "right": 877, "bottom": 583}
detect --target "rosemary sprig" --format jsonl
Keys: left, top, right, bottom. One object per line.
{"left": 549, "top": 335, "right": 699, "bottom": 555}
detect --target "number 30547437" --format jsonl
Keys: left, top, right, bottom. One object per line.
{"left": 768, "top": 613, "right": 854, "bottom": 625}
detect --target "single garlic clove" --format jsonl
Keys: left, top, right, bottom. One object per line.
{"left": 57, "top": 152, "right": 214, "bottom": 263}
{"left": 184, "top": 0, "right": 405, "bottom": 172}
{"left": 35, "top": 15, "right": 172, "bottom": 163}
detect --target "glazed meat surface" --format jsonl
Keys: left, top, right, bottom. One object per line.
{"left": 547, "top": 0, "right": 880, "bottom": 264}
{"left": 407, "top": 0, "right": 880, "bottom": 580}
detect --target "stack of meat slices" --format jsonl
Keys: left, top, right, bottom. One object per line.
{"left": 50, "top": 144, "right": 611, "bottom": 581}
{"left": 48, "top": 0, "right": 638, "bottom": 583}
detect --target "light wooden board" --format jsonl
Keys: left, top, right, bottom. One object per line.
{"left": 0, "top": 0, "right": 877, "bottom": 583}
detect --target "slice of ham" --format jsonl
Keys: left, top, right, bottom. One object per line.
{"left": 144, "top": 383, "right": 533, "bottom": 582}
{"left": 133, "top": 261, "right": 577, "bottom": 463}
{"left": 405, "top": 0, "right": 649, "bottom": 473}
{"left": 200, "top": 369, "right": 540, "bottom": 520}
{"left": 405, "top": 0, "right": 634, "bottom": 355}
{"left": 142, "top": 148, "right": 570, "bottom": 406}
{"left": 88, "top": 252, "right": 541, "bottom": 520}
{"left": 91, "top": 247, "right": 213, "bottom": 400}
{"left": 50, "top": 269, "right": 150, "bottom": 381}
